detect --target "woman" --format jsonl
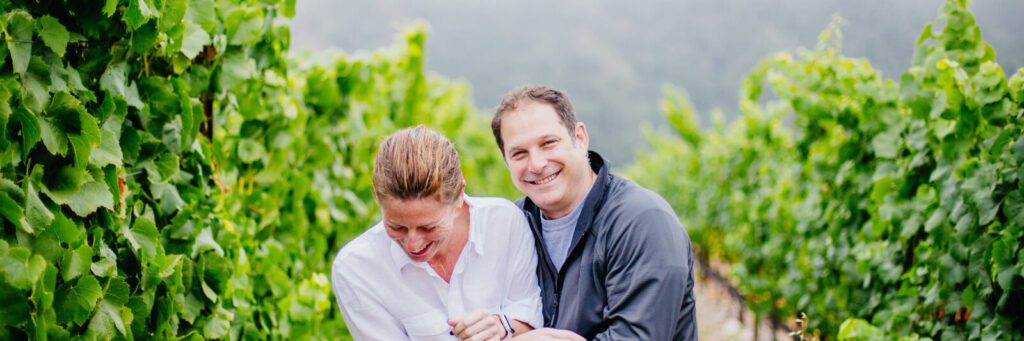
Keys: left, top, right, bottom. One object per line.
{"left": 331, "top": 126, "right": 542, "bottom": 340}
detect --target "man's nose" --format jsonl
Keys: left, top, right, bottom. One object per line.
{"left": 527, "top": 153, "right": 546, "bottom": 173}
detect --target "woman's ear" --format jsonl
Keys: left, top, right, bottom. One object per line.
{"left": 456, "top": 181, "right": 467, "bottom": 208}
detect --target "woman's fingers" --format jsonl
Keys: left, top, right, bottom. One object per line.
{"left": 449, "top": 309, "right": 504, "bottom": 340}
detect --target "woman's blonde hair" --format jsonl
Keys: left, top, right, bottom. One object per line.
{"left": 372, "top": 125, "right": 464, "bottom": 204}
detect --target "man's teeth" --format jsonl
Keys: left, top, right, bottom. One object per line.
{"left": 534, "top": 173, "right": 557, "bottom": 185}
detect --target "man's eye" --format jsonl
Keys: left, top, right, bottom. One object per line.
{"left": 544, "top": 140, "right": 557, "bottom": 146}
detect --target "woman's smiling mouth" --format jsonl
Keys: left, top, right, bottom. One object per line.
{"left": 410, "top": 242, "right": 432, "bottom": 256}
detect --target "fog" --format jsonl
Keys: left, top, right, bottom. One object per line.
{"left": 290, "top": 0, "right": 1024, "bottom": 165}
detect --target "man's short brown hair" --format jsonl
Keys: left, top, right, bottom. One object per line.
{"left": 491, "top": 85, "right": 578, "bottom": 155}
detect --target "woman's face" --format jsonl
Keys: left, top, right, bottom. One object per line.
{"left": 379, "top": 195, "right": 462, "bottom": 263}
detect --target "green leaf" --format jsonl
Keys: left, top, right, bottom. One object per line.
{"left": 52, "top": 175, "right": 112, "bottom": 215}
{"left": 1, "top": 248, "right": 45, "bottom": 290}
{"left": 12, "top": 109, "right": 41, "bottom": 156}
{"left": 68, "top": 136, "right": 90, "bottom": 169}
{"left": 125, "top": 217, "right": 161, "bottom": 260}
{"left": 202, "top": 308, "right": 232, "bottom": 339}
{"left": 0, "top": 178, "right": 23, "bottom": 201}
{"left": 86, "top": 278, "right": 132, "bottom": 340}
{"left": 130, "top": 23, "right": 158, "bottom": 55}
{"left": 3, "top": 10, "right": 34, "bottom": 75}
{"left": 0, "top": 192, "right": 24, "bottom": 232}
{"left": 226, "top": 7, "right": 264, "bottom": 46}
{"left": 61, "top": 243, "right": 93, "bottom": 281}
{"left": 186, "top": 0, "right": 217, "bottom": 33}
{"left": 89, "top": 116, "right": 124, "bottom": 167}
{"left": 151, "top": 182, "right": 184, "bottom": 214}
{"left": 180, "top": 22, "right": 211, "bottom": 59}
{"left": 90, "top": 241, "right": 118, "bottom": 277}
{"left": 0, "top": 281, "right": 31, "bottom": 326}
{"left": 51, "top": 210, "right": 83, "bottom": 246}
{"left": 218, "top": 51, "right": 256, "bottom": 91}
{"left": 872, "top": 130, "right": 902, "bottom": 158}
{"left": 42, "top": 165, "right": 89, "bottom": 199}
{"left": 1006, "top": 190, "right": 1024, "bottom": 227}
{"left": 191, "top": 227, "right": 224, "bottom": 258}
{"left": 837, "top": 318, "right": 885, "bottom": 341}
{"left": 103, "top": 0, "right": 118, "bottom": 17}
{"left": 21, "top": 70, "right": 51, "bottom": 114}
{"left": 237, "top": 139, "right": 265, "bottom": 163}
{"left": 156, "top": 0, "right": 187, "bottom": 32}
{"left": 916, "top": 23, "right": 933, "bottom": 46}
{"left": 0, "top": 79, "right": 13, "bottom": 125}
{"left": 1012, "top": 136, "right": 1024, "bottom": 165}
{"left": 124, "top": 0, "right": 155, "bottom": 31}
{"left": 962, "top": 283, "right": 976, "bottom": 309}
{"left": 100, "top": 62, "right": 130, "bottom": 103}
{"left": 182, "top": 293, "right": 203, "bottom": 323}
{"left": 282, "top": 0, "right": 297, "bottom": 18}
{"left": 38, "top": 16, "right": 70, "bottom": 57}
{"left": 24, "top": 181, "right": 54, "bottom": 234}
{"left": 54, "top": 276, "right": 103, "bottom": 325}
{"left": 40, "top": 118, "right": 69, "bottom": 156}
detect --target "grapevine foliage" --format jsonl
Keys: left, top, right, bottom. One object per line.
{"left": 628, "top": 1, "right": 1024, "bottom": 339}
{"left": 0, "top": 0, "right": 514, "bottom": 339}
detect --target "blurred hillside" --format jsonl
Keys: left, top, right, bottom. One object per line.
{"left": 289, "top": 0, "right": 1024, "bottom": 165}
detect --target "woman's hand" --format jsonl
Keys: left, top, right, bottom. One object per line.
{"left": 448, "top": 309, "right": 507, "bottom": 341}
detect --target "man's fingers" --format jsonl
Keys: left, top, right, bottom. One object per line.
{"left": 514, "top": 328, "right": 585, "bottom": 341}
{"left": 546, "top": 329, "right": 586, "bottom": 341}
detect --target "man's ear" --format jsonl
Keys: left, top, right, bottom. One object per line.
{"left": 574, "top": 122, "right": 590, "bottom": 150}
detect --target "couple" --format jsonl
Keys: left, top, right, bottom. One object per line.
{"left": 331, "top": 85, "right": 697, "bottom": 340}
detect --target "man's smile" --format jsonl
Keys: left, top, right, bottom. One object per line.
{"left": 527, "top": 170, "right": 560, "bottom": 185}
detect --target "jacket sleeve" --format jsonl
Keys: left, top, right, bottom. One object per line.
{"left": 592, "top": 208, "right": 694, "bottom": 341}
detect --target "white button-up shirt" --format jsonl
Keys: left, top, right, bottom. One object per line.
{"left": 331, "top": 196, "right": 543, "bottom": 340}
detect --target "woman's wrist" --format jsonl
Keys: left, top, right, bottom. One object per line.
{"left": 496, "top": 314, "right": 515, "bottom": 339}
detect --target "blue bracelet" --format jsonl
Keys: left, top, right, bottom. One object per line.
{"left": 500, "top": 315, "right": 515, "bottom": 339}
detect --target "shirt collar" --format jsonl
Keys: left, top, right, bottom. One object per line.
{"left": 387, "top": 194, "right": 484, "bottom": 271}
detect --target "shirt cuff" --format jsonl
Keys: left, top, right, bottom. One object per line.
{"left": 502, "top": 298, "right": 544, "bottom": 330}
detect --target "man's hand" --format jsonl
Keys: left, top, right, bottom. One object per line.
{"left": 508, "top": 328, "right": 586, "bottom": 341}
{"left": 448, "top": 309, "right": 506, "bottom": 341}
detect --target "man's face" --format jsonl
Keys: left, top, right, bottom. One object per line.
{"left": 500, "top": 101, "right": 592, "bottom": 219}
{"left": 379, "top": 196, "right": 460, "bottom": 263}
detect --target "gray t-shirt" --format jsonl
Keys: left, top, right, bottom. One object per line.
{"left": 540, "top": 200, "right": 585, "bottom": 271}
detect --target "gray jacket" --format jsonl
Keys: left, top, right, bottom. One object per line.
{"left": 517, "top": 151, "right": 697, "bottom": 340}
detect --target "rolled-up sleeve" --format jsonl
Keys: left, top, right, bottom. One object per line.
{"left": 593, "top": 208, "right": 693, "bottom": 340}
{"left": 500, "top": 213, "right": 544, "bottom": 329}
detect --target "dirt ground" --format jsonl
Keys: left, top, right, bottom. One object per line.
{"left": 694, "top": 264, "right": 793, "bottom": 341}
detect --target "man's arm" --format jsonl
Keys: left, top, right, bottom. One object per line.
{"left": 593, "top": 208, "right": 694, "bottom": 340}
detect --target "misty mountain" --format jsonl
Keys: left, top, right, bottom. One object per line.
{"left": 289, "top": 0, "right": 1024, "bottom": 165}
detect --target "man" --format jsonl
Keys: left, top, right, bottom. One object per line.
{"left": 492, "top": 85, "right": 697, "bottom": 340}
